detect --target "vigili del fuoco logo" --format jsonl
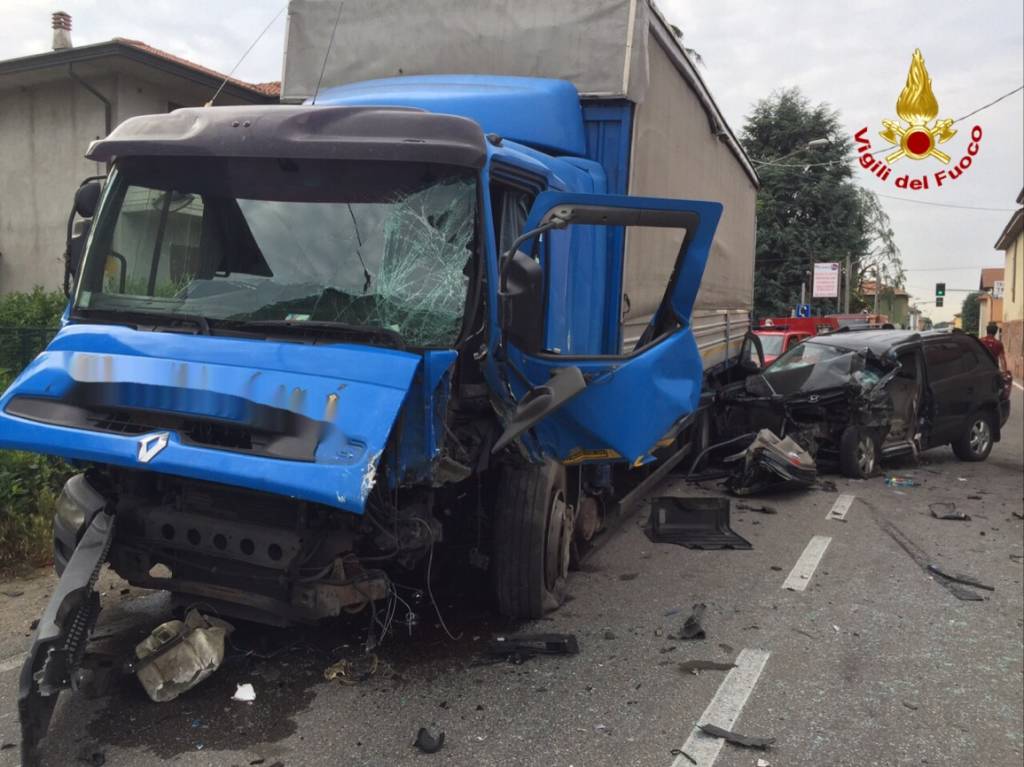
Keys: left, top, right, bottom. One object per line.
{"left": 854, "top": 49, "right": 981, "bottom": 190}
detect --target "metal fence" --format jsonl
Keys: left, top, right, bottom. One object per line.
{"left": 0, "top": 327, "right": 59, "bottom": 380}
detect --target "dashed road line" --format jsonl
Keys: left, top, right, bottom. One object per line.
{"left": 826, "top": 494, "right": 856, "bottom": 521}
{"left": 670, "top": 648, "right": 771, "bottom": 767}
{"left": 782, "top": 535, "right": 832, "bottom": 591}
{"left": 1014, "top": 380, "right": 1023, "bottom": 392}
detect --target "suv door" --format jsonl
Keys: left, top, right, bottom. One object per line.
{"left": 923, "top": 336, "right": 1000, "bottom": 444}
{"left": 490, "top": 192, "right": 722, "bottom": 465}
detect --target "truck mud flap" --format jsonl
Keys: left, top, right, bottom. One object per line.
{"left": 18, "top": 511, "right": 114, "bottom": 767}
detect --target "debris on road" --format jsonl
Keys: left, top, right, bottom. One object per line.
{"left": 1012, "top": 511, "right": 1024, "bottom": 521}
{"left": 232, "top": 683, "right": 256, "bottom": 703}
{"left": 670, "top": 603, "right": 708, "bottom": 640}
{"left": 736, "top": 502, "right": 778, "bottom": 514}
{"left": 670, "top": 747, "right": 697, "bottom": 764}
{"left": 324, "top": 653, "right": 381, "bottom": 684}
{"left": 697, "top": 723, "right": 775, "bottom": 749}
{"left": 484, "top": 633, "right": 580, "bottom": 664}
{"left": 133, "top": 610, "right": 234, "bottom": 703}
{"left": 927, "top": 564, "right": 994, "bottom": 592}
{"left": 878, "top": 520, "right": 993, "bottom": 602}
{"left": 414, "top": 726, "right": 445, "bottom": 754}
{"left": 726, "top": 430, "right": 817, "bottom": 496}
{"left": 757, "top": 759, "right": 772, "bottom": 767}
{"left": 929, "top": 502, "right": 970, "bottom": 521}
{"left": 817, "top": 480, "right": 838, "bottom": 492}
{"left": 646, "top": 497, "right": 752, "bottom": 550}
{"left": 885, "top": 475, "right": 918, "bottom": 488}
{"left": 678, "top": 660, "right": 735, "bottom": 674}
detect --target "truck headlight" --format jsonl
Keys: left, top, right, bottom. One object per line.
{"left": 54, "top": 473, "right": 107, "bottom": 539}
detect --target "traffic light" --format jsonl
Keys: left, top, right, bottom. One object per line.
{"left": 936, "top": 296, "right": 944, "bottom": 307}
{"left": 936, "top": 282, "right": 946, "bottom": 297}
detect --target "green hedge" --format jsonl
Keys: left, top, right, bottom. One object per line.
{"left": 0, "top": 288, "right": 71, "bottom": 572}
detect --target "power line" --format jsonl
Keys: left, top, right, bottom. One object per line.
{"left": 954, "top": 85, "right": 1024, "bottom": 123}
{"left": 208, "top": 4, "right": 287, "bottom": 106}
{"left": 871, "top": 193, "right": 1016, "bottom": 212}
{"left": 748, "top": 84, "right": 1024, "bottom": 169}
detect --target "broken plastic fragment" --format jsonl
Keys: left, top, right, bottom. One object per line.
{"left": 414, "top": 726, "right": 445, "bottom": 753}
{"left": 232, "top": 683, "right": 256, "bottom": 702}
{"left": 698, "top": 723, "right": 775, "bottom": 749}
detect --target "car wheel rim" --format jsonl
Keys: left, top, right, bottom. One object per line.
{"left": 856, "top": 436, "right": 875, "bottom": 475}
{"left": 969, "top": 419, "right": 991, "bottom": 455}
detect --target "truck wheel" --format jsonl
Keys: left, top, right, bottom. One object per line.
{"left": 952, "top": 411, "right": 994, "bottom": 462}
{"left": 493, "top": 460, "right": 571, "bottom": 619}
{"left": 839, "top": 426, "right": 877, "bottom": 478}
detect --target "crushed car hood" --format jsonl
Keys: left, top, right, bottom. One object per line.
{"left": 0, "top": 324, "right": 422, "bottom": 513}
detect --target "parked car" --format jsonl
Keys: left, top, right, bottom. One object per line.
{"left": 718, "top": 329, "right": 1012, "bottom": 478}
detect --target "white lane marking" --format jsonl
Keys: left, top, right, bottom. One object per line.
{"left": 782, "top": 536, "right": 832, "bottom": 591}
{"left": 0, "top": 652, "right": 26, "bottom": 674}
{"left": 826, "top": 494, "right": 856, "bottom": 521}
{"left": 1014, "top": 380, "right": 1023, "bottom": 392}
{"left": 671, "top": 648, "right": 771, "bottom": 767}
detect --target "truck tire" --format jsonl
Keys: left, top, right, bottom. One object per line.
{"left": 951, "top": 411, "right": 994, "bottom": 462}
{"left": 493, "top": 460, "right": 571, "bottom": 619}
{"left": 839, "top": 426, "right": 877, "bottom": 478}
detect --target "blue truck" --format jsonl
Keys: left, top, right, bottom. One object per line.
{"left": 2, "top": 1, "right": 758, "bottom": 759}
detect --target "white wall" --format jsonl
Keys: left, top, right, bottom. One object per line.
{"left": 0, "top": 78, "right": 109, "bottom": 295}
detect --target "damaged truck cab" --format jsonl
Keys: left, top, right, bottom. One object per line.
{"left": 1, "top": 78, "right": 735, "bottom": 757}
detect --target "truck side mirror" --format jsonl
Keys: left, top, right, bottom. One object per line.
{"left": 64, "top": 180, "right": 103, "bottom": 295}
{"left": 500, "top": 250, "right": 545, "bottom": 354}
{"left": 74, "top": 181, "right": 102, "bottom": 219}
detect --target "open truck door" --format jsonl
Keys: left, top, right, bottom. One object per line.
{"left": 493, "top": 191, "right": 722, "bottom": 466}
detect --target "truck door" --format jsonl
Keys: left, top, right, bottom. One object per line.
{"left": 492, "top": 192, "right": 722, "bottom": 465}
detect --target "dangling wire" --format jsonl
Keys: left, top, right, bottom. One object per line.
{"left": 311, "top": 1, "right": 345, "bottom": 105}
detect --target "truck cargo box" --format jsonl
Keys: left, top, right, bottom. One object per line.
{"left": 282, "top": 0, "right": 758, "bottom": 369}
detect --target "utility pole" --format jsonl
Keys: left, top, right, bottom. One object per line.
{"left": 874, "top": 264, "right": 880, "bottom": 317}
{"left": 844, "top": 254, "right": 851, "bottom": 313}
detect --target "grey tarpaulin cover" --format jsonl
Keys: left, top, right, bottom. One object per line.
{"left": 282, "top": 0, "right": 758, "bottom": 362}
{"left": 283, "top": 0, "right": 651, "bottom": 102}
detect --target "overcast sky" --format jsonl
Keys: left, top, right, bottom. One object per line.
{"left": 4, "top": 0, "right": 1022, "bottom": 322}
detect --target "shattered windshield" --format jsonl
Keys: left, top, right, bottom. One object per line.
{"left": 74, "top": 157, "right": 478, "bottom": 347}
{"left": 761, "top": 342, "right": 884, "bottom": 396}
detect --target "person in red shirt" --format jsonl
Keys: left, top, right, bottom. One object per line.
{"left": 979, "top": 323, "right": 1007, "bottom": 372}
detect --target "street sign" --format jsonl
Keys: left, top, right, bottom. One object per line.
{"left": 796, "top": 304, "right": 812, "bottom": 318}
{"left": 812, "top": 262, "right": 840, "bottom": 298}
{"left": 993, "top": 280, "right": 1004, "bottom": 299}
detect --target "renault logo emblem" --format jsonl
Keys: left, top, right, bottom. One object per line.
{"left": 138, "top": 432, "right": 170, "bottom": 463}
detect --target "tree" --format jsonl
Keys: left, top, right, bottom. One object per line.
{"left": 741, "top": 89, "right": 903, "bottom": 318}
{"left": 960, "top": 291, "right": 983, "bottom": 335}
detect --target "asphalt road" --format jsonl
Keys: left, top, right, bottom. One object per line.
{"left": 1, "top": 387, "right": 1021, "bottom": 767}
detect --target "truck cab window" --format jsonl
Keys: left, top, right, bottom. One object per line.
{"left": 490, "top": 182, "right": 534, "bottom": 255}
{"left": 75, "top": 159, "right": 478, "bottom": 348}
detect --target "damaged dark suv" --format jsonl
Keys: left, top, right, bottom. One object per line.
{"left": 720, "top": 329, "right": 1012, "bottom": 478}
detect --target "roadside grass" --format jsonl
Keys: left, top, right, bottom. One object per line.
{"left": 0, "top": 288, "right": 70, "bottom": 574}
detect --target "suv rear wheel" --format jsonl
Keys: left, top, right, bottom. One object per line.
{"left": 952, "top": 412, "right": 994, "bottom": 462}
{"left": 839, "top": 426, "right": 877, "bottom": 478}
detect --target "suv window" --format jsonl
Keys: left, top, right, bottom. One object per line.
{"left": 954, "top": 336, "right": 994, "bottom": 371}
{"left": 924, "top": 341, "right": 962, "bottom": 381}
